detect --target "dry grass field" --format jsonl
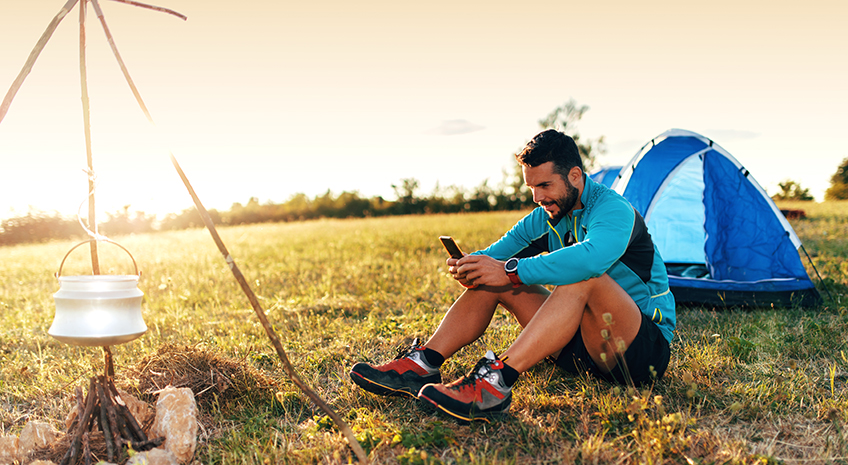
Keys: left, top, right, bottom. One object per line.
{"left": 2, "top": 203, "right": 848, "bottom": 463}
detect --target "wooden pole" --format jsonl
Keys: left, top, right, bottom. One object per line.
{"left": 86, "top": 3, "right": 368, "bottom": 461}
{"left": 0, "top": 0, "right": 80, "bottom": 124}
{"left": 0, "top": 0, "right": 101, "bottom": 269}
{"left": 89, "top": 0, "right": 153, "bottom": 122}
{"left": 107, "top": 0, "right": 187, "bottom": 20}
{"left": 79, "top": 0, "right": 101, "bottom": 274}
{"left": 169, "top": 155, "right": 369, "bottom": 464}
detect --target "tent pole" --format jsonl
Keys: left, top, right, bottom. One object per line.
{"left": 801, "top": 244, "right": 834, "bottom": 303}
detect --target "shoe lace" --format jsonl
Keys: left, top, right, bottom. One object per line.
{"left": 393, "top": 337, "right": 423, "bottom": 360}
{"left": 455, "top": 356, "right": 496, "bottom": 389}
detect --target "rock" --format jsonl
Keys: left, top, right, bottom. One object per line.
{"left": 0, "top": 436, "right": 19, "bottom": 465}
{"left": 150, "top": 387, "right": 197, "bottom": 464}
{"left": 117, "top": 389, "right": 155, "bottom": 427}
{"left": 18, "top": 421, "right": 60, "bottom": 458}
{"left": 126, "top": 448, "right": 179, "bottom": 465}
{"left": 65, "top": 389, "right": 154, "bottom": 433}
{"left": 63, "top": 407, "right": 77, "bottom": 433}
{"left": 29, "top": 461, "right": 58, "bottom": 465}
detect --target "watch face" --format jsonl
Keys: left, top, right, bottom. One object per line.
{"left": 505, "top": 258, "right": 519, "bottom": 273}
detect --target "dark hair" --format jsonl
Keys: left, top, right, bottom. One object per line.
{"left": 515, "top": 129, "right": 583, "bottom": 179}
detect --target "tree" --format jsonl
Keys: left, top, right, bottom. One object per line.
{"left": 538, "top": 98, "right": 606, "bottom": 171}
{"left": 0, "top": 210, "right": 80, "bottom": 245}
{"left": 501, "top": 98, "right": 607, "bottom": 210}
{"left": 772, "top": 179, "right": 813, "bottom": 201}
{"left": 495, "top": 164, "right": 531, "bottom": 210}
{"left": 391, "top": 178, "right": 422, "bottom": 214}
{"left": 100, "top": 205, "right": 155, "bottom": 235}
{"left": 160, "top": 208, "right": 221, "bottom": 230}
{"left": 825, "top": 157, "right": 848, "bottom": 200}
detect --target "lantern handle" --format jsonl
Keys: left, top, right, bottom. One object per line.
{"left": 56, "top": 239, "right": 140, "bottom": 278}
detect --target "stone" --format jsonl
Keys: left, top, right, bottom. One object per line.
{"left": 150, "top": 387, "right": 197, "bottom": 464}
{"left": 63, "top": 407, "right": 77, "bottom": 432}
{"left": 0, "top": 436, "right": 19, "bottom": 465}
{"left": 18, "top": 421, "right": 60, "bottom": 458}
{"left": 117, "top": 389, "right": 155, "bottom": 427}
{"left": 126, "top": 448, "right": 179, "bottom": 465}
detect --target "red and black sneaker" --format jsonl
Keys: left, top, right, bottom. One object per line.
{"left": 418, "top": 350, "right": 512, "bottom": 423}
{"left": 350, "top": 338, "right": 441, "bottom": 398}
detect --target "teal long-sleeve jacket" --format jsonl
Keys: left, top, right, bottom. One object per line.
{"left": 474, "top": 175, "right": 676, "bottom": 343}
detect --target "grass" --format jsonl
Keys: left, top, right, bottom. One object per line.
{"left": 1, "top": 203, "right": 848, "bottom": 464}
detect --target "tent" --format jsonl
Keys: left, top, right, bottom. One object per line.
{"left": 589, "top": 165, "right": 622, "bottom": 187}
{"left": 613, "top": 129, "right": 821, "bottom": 307}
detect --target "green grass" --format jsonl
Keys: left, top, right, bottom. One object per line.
{"left": 2, "top": 205, "right": 848, "bottom": 464}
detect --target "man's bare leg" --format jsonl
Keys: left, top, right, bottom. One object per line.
{"left": 416, "top": 283, "right": 559, "bottom": 422}
{"left": 424, "top": 284, "right": 550, "bottom": 360}
{"left": 501, "top": 274, "right": 642, "bottom": 373}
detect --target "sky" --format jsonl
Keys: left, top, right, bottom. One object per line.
{"left": 1, "top": 0, "right": 846, "bottom": 221}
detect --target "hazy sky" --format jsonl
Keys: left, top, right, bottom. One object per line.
{"left": 1, "top": 0, "right": 846, "bottom": 220}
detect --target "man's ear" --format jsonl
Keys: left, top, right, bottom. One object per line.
{"left": 569, "top": 166, "right": 583, "bottom": 185}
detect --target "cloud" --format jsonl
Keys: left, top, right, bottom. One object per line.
{"left": 704, "top": 129, "right": 761, "bottom": 141}
{"left": 425, "top": 120, "right": 485, "bottom": 136}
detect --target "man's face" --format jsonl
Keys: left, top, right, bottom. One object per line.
{"left": 523, "top": 161, "right": 580, "bottom": 222}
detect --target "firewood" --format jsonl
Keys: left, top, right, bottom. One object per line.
{"left": 82, "top": 432, "right": 91, "bottom": 465}
{"left": 60, "top": 378, "right": 97, "bottom": 465}
{"left": 95, "top": 383, "right": 114, "bottom": 462}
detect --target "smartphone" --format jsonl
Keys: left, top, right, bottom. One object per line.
{"left": 439, "top": 236, "right": 464, "bottom": 259}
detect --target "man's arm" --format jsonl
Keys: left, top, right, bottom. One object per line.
{"left": 446, "top": 209, "right": 548, "bottom": 288}
{"left": 519, "top": 197, "right": 635, "bottom": 286}
{"left": 472, "top": 209, "right": 549, "bottom": 260}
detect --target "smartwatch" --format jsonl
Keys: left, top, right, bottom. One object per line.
{"left": 504, "top": 257, "right": 522, "bottom": 287}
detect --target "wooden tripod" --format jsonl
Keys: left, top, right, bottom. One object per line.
{"left": 0, "top": 1, "right": 367, "bottom": 463}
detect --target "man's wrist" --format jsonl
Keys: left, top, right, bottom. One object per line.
{"left": 504, "top": 257, "right": 522, "bottom": 287}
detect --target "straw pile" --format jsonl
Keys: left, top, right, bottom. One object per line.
{"left": 129, "top": 343, "right": 281, "bottom": 409}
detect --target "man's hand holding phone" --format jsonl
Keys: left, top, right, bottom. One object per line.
{"left": 440, "top": 236, "right": 514, "bottom": 289}
{"left": 440, "top": 236, "right": 477, "bottom": 288}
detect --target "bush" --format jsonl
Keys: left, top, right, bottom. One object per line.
{"left": 0, "top": 211, "right": 82, "bottom": 245}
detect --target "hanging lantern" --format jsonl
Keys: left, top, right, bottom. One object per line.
{"left": 48, "top": 240, "right": 147, "bottom": 346}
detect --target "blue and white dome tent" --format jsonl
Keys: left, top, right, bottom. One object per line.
{"left": 588, "top": 165, "right": 622, "bottom": 188}
{"left": 614, "top": 129, "right": 822, "bottom": 308}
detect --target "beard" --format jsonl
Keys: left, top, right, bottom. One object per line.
{"left": 542, "top": 180, "right": 580, "bottom": 223}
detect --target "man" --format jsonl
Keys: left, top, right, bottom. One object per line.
{"left": 350, "top": 129, "right": 675, "bottom": 423}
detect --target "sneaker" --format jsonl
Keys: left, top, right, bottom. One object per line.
{"left": 350, "top": 338, "right": 441, "bottom": 398}
{"left": 418, "top": 350, "right": 512, "bottom": 423}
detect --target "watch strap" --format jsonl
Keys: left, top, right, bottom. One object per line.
{"left": 505, "top": 258, "right": 522, "bottom": 287}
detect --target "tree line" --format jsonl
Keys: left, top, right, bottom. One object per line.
{"left": 770, "top": 157, "right": 848, "bottom": 202}
{"left": 4, "top": 99, "right": 839, "bottom": 246}
{"left": 0, "top": 170, "right": 536, "bottom": 246}
{"left": 1, "top": 157, "right": 837, "bottom": 247}
{"left": 2, "top": 99, "right": 607, "bottom": 246}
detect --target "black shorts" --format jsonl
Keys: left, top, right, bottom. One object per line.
{"left": 554, "top": 311, "right": 670, "bottom": 386}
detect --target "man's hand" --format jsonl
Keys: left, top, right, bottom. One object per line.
{"left": 447, "top": 254, "right": 511, "bottom": 288}
{"left": 445, "top": 256, "right": 474, "bottom": 287}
